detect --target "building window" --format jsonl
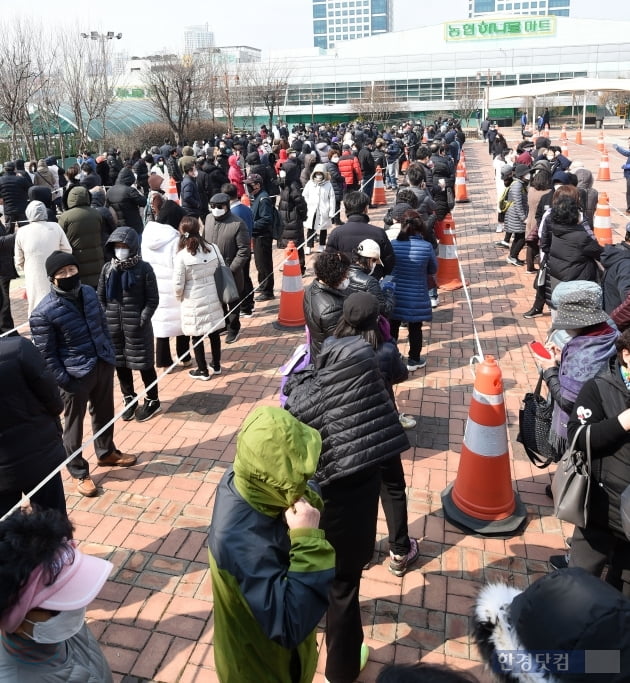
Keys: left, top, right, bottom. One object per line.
{"left": 371, "top": 15, "right": 388, "bottom": 30}
{"left": 548, "top": 0, "right": 568, "bottom": 5}
{"left": 314, "top": 20, "right": 327, "bottom": 34}
{"left": 314, "top": 36, "right": 327, "bottom": 48}
{"left": 313, "top": 3, "right": 327, "bottom": 18}
{"left": 371, "top": 0, "right": 387, "bottom": 14}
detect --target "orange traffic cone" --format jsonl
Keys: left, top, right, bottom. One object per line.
{"left": 593, "top": 192, "right": 613, "bottom": 245}
{"left": 441, "top": 355, "right": 527, "bottom": 535}
{"left": 597, "top": 131, "right": 605, "bottom": 153}
{"left": 597, "top": 151, "right": 611, "bottom": 181}
{"left": 459, "top": 151, "right": 468, "bottom": 179}
{"left": 422, "top": 128, "right": 428, "bottom": 143}
{"left": 561, "top": 140, "right": 569, "bottom": 158}
{"left": 560, "top": 124, "right": 568, "bottom": 141}
{"left": 436, "top": 214, "right": 464, "bottom": 290}
{"left": 166, "top": 176, "right": 179, "bottom": 204}
{"left": 241, "top": 193, "right": 251, "bottom": 207}
{"left": 400, "top": 159, "right": 409, "bottom": 175}
{"left": 371, "top": 167, "right": 387, "bottom": 206}
{"left": 273, "top": 241, "right": 305, "bottom": 331}
{"left": 454, "top": 162, "right": 469, "bottom": 203}
{"left": 575, "top": 129, "right": 583, "bottom": 145}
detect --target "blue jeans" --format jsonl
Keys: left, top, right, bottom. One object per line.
{"left": 386, "top": 161, "right": 398, "bottom": 188}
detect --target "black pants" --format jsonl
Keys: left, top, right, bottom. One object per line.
{"left": 570, "top": 525, "right": 630, "bottom": 598}
{"left": 192, "top": 331, "right": 221, "bottom": 373}
{"left": 61, "top": 360, "right": 116, "bottom": 480}
{"left": 320, "top": 467, "right": 381, "bottom": 683}
{"left": 241, "top": 255, "right": 255, "bottom": 315}
{"left": 362, "top": 179, "right": 374, "bottom": 204}
{"left": 0, "top": 277, "right": 15, "bottom": 334}
{"left": 116, "top": 366, "right": 158, "bottom": 401}
{"left": 509, "top": 233, "right": 526, "bottom": 259}
{"left": 0, "top": 473, "right": 67, "bottom": 518}
{"left": 390, "top": 319, "right": 423, "bottom": 362}
{"left": 525, "top": 240, "right": 539, "bottom": 272}
{"left": 155, "top": 336, "right": 191, "bottom": 367}
{"left": 253, "top": 233, "right": 274, "bottom": 296}
{"left": 380, "top": 454, "right": 410, "bottom": 556}
{"left": 625, "top": 177, "right": 630, "bottom": 211}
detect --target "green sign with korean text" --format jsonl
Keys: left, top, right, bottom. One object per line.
{"left": 444, "top": 16, "right": 556, "bottom": 41}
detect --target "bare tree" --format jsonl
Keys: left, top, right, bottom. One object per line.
{"left": 141, "top": 53, "right": 200, "bottom": 144}
{"left": 213, "top": 57, "right": 242, "bottom": 134}
{"left": 454, "top": 81, "right": 482, "bottom": 126}
{"left": 350, "top": 83, "right": 401, "bottom": 123}
{"left": 258, "top": 61, "right": 291, "bottom": 132}
{"left": 240, "top": 65, "right": 262, "bottom": 133}
{"left": 0, "top": 17, "right": 47, "bottom": 159}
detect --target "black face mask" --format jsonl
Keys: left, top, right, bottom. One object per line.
{"left": 56, "top": 273, "right": 81, "bottom": 292}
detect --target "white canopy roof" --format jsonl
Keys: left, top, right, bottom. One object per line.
{"left": 489, "top": 77, "right": 630, "bottom": 100}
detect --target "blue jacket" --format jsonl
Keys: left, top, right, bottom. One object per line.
{"left": 29, "top": 285, "right": 115, "bottom": 390}
{"left": 391, "top": 236, "right": 437, "bottom": 322}
{"left": 614, "top": 145, "right": 630, "bottom": 179}
{"left": 251, "top": 190, "right": 274, "bottom": 238}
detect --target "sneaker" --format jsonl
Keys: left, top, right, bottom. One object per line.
{"left": 549, "top": 554, "right": 569, "bottom": 571}
{"left": 545, "top": 484, "right": 553, "bottom": 499}
{"left": 212, "top": 367, "right": 222, "bottom": 375}
{"left": 179, "top": 359, "right": 192, "bottom": 367}
{"left": 121, "top": 394, "right": 137, "bottom": 421}
{"left": 97, "top": 450, "right": 137, "bottom": 467}
{"left": 399, "top": 413, "right": 417, "bottom": 429}
{"left": 225, "top": 330, "right": 241, "bottom": 344}
{"left": 304, "top": 246, "right": 311, "bottom": 255}
{"left": 523, "top": 308, "right": 543, "bottom": 319}
{"left": 526, "top": 268, "right": 538, "bottom": 274}
{"left": 495, "top": 240, "right": 510, "bottom": 248}
{"left": 254, "top": 293, "right": 275, "bottom": 302}
{"left": 74, "top": 476, "right": 98, "bottom": 497}
{"left": 389, "top": 538, "right": 420, "bottom": 577}
{"left": 407, "top": 356, "right": 427, "bottom": 371}
{"left": 241, "top": 311, "right": 254, "bottom": 318}
{"left": 495, "top": 224, "right": 504, "bottom": 233}
{"left": 135, "top": 399, "right": 161, "bottom": 422}
{"left": 189, "top": 368, "right": 211, "bottom": 381}
{"left": 506, "top": 256, "right": 525, "bottom": 266}
{"left": 430, "top": 296, "right": 439, "bottom": 309}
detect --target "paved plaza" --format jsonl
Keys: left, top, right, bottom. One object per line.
{"left": 8, "top": 127, "right": 630, "bottom": 682}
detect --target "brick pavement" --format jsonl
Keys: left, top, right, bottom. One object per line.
{"left": 7, "top": 127, "right": 630, "bottom": 682}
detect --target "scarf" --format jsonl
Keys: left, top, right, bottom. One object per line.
{"left": 549, "top": 325, "right": 618, "bottom": 453}
{"left": 620, "top": 363, "right": 630, "bottom": 391}
{"left": 105, "top": 254, "right": 140, "bottom": 302}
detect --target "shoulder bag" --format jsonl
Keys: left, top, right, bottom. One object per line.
{"left": 551, "top": 424, "right": 591, "bottom": 527}
{"left": 212, "top": 245, "right": 239, "bottom": 305}
{"left": 517, "top": 371, "right": 556, "bottom": 468}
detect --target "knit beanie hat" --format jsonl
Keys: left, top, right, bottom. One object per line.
{"left": 342, "top": 291, "right": 379, "bottom": 331}
{"left": 45, "top": 251, "right": 79, "bottom": 279}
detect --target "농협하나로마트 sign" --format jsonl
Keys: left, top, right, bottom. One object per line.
{"left": 444, "top": 15, "right": 556, "bottom": 41}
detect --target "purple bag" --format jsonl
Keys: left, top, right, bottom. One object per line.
{"left": 279, "top": 329, "right": 311, "bottom": 407}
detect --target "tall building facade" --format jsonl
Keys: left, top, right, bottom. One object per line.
{"left": 469, "top": 0, "right": 570, "bottom": 17}
{"left": 312, "top": 0, "right": 392, "bottom": 49}
{"left": 184, "top": 24, "right": 215, "bottom": 55}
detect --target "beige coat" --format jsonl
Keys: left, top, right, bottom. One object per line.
{"left": 173, "top": 246, "right": 224, "bottom": 336}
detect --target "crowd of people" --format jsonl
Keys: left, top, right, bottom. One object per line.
{"left": 1, "top": 116, "right": 630, "bottom": 682}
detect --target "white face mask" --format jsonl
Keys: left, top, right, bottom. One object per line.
{"left": 314, "top": 174, "right": 324, "bottom": 183}
{"left": 115, "top": 247, "right": 130, "bottom": 261}
{"left": 330, "top": 157, "right": 339, "bottom": 164}
{"left": 24, "top": 607, "right": 86, "bottom": 644}
{"left": 211, "top": 207, "right": 227, "bottom": 218}
{"left": 338, "top": 277, "right": 350, "bottom": 290}
{"left": 368, "top": 262, "right": 377, "bottom": 276}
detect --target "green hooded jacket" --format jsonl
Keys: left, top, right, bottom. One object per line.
{"left": 208, "top": 406, "right": 335, "bottom": 682}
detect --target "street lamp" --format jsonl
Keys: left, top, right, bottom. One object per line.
{"left": 476, "top": 70, "right": 501, "bottom": 122}
{"left": 80, "top": 31, "right": 123, "bottom": 146}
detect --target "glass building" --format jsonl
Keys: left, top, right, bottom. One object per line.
{"left": 312, "top": 0, "right": 392, "bottom": 49}
{"left": 469, "top": 0, "right": 571, "bottom": 18}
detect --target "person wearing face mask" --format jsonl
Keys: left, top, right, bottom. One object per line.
{"left": 303, "top": 164, "right": 336, "bottom": 254}
{"left": 29, "top": 251, "right": 136, "bottom": 498}
{"left": 0, "top": 507, "right": 114, "bottom": 682}
{"left": 325, "top": 146, "right": 345, "bottom": 226}
{"left": 180, "top": 161, "right": 202, "bottom": 219}
{"left": 504, "top": 164, "right": 530, "bottom": 266}
{"left": 347, "top": 239, "right": 394, "bottom": 317}
{"left": 203, "top": 193, "right": 250, "bottom": 344}
{"left": 98, "top": 227, "right": 161, "bottom": 423}
{"left": 227, "top": 154, "right": 245, "bottom": 198}
{"left": 105, "top": 167, "right": 147, "bottom": 237}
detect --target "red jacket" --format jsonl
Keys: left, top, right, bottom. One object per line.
{"left": 337, "top": 152, "right": 362, "bottom": 188}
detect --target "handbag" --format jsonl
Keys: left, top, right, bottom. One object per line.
{"left": 517, "top": 371, "right": 556, "bottom": 468}
{"left": 212, "top": 245, "right": 239, "bottom": 305}
{"left": 551, "top": 425, "right": 591, "bottom": 527}
{"left": 446, "top": 186, "right": 455, "bottom": 211}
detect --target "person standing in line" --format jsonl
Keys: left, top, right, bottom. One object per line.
{"left": 30, "top": 251, "right": 136, "bottom": 498}
{"left": 613, "top": 137, "right": 630, "bottom": 216}
{"left": 504, "top": 164, "right": 530, "bottom": 267}
{"left": 98, "top": 227, "right": 161, "bottom": 423}
{"left": 303, "top": 164, "right": 336, "bottom": 255}
{"left": 173, "top": 216, "right": 224, "bottom": 380}
{"left": 244, "top": 174, "right": 275, "bottom": 302}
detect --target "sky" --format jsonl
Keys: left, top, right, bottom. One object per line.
{"left": 2, "top": 0, "right": 629, "bottom": 57}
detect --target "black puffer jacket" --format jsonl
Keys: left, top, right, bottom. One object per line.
{"left": 0, "top": 171, "right": 30, "bottom": 215}
{"left": 601, "top": 243, "right": 630, "bottom": 330}
{"left": 97, "top": 226, "right": 159, "bottom": 370}
{"left": 0, "top": 336, "right": 65, "bottom": 494}
{"left": 106, "top": 168, "right": 147, "bottom": 233}
{"left": 106, "top": 152, "right": 123, "bottom": 187}
{"left": 347, "top": 264, "right": 394, "bottom": 317}
{"left": 325, "top": 161, "right": 344, "bottom": 202}
{"left": 568, "top": 359, "right": 630, "bottom": 539}
{"left": 203, "top": 164, "right": 230, "bottom": 197}
{"left": 0, "top": 223, "right": 16, "bottom": 279}
{"left": 28, "top": 185, "right": 57, "bottom": 222}
{"left": 278, "top": 183, "right": 307, "bottom": 249}
{"left": 284, "top": 335, "right": 409, "bottom": 486}
{"left": 303, "top": 279, "right": 347, "bottom": 359}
